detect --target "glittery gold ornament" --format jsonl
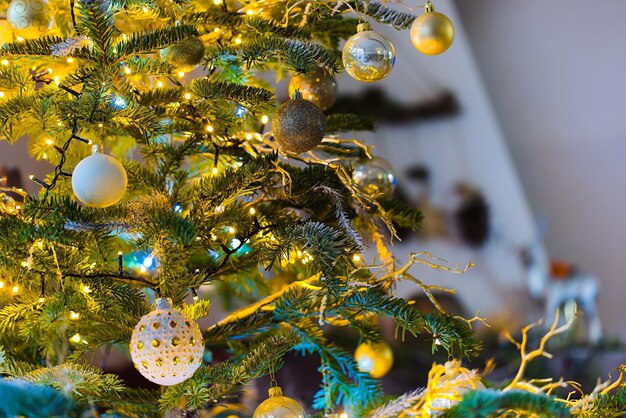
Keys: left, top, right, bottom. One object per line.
{"left": 354, "top": 341, "right": 394, "bottom": 378}
{"left": 412, "top": 360, "right": 485, "bottom": 417}
{"left": 160, "top": 36, "right": 205, "bottom": 73}
{"left": 342, "top": 22, "right": 395, "bottom": 82}
{"left": 130, "top": 298, "right": 204, "bottom": 386}
{"left": 288, "top": 69, "right": 337, "bottom": 111}
{"left": 72, "top": 146, "right": 127, "bottom": 208}
{"left": 253, "top": 386, "right": 306, "bottom": 418}
{"left": 272, "top": 91, "right": 326, "bottom": 154}
{"left": 352, "top": 157, "right": 397, "bottom": 197}
{"left": 410, "top": 2, "right": 454, "bottom": 56}
{"left": 7, "top": 0, "right": 52, "bottom": 39}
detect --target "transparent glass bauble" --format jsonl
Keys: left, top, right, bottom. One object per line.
{"left": 342, "top": 24, "right": 396, "bottom": 82}
{"left": 288, "top": 68, "right": 337, "bottom": 111}
{"left": 253, "top": 387, "right": 306, "bottom": 418}
{"left": 352, "top": 157, "right": 397, "bottom": 197}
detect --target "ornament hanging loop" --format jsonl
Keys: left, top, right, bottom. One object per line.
{"left": 356, "top": 22, "right": 370, "bottom": 33}
{"left": 425, "top": 1, "right": 435, "bottom": 13}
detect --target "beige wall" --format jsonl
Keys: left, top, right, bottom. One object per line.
{"left": 456, "top": 0, "right": 626, "bottom": 339}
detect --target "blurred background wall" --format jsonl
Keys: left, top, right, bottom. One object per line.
{"left": 455, "top": 0, "right": 626, "bottom": 340}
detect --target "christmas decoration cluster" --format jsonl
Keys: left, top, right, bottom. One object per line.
{"left": 0, "top": 0, "right": 624, "bottom": 417}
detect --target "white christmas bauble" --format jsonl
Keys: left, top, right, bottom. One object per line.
{"left": 7, "top": 0, "right": 52, "bottom": 39}
{"left": 130, "top": 298, "right": 204, "bottom": 386}
{"left": 71, "top": 146, "right": 127, "bottom": 208}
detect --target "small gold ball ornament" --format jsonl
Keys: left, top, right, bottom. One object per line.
{"left": 71, "top": 145, "right": 127, "bottom": 208}
{"left": 288, "top": 68, "right": 337, "bottom": 111}
{"left": 342, "top": 22, "right": 395, "bottom": 82}
{"left": 160, "top": 36, "right": 205, "bottom": 73}
{"left": 7, "top": 0, "right": 52, "bottom": 39}
{"left": 410, "top": 2, "right": 454, "bottom": 55}
{"left": 272, "top": 91, "right": 326, "bottom": 154}
{"left": 354, "top": 341, "right": 394, "bottom": 378}
{"left": 130, "top": 298, "right": 204, "bottom": 386}
{"left": 253, "top": 386, "right": 306, "bottom": 418}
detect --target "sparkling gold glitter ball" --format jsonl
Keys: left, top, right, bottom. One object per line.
{"left": 272, "top": 92, "right": 326, "bottom": 154}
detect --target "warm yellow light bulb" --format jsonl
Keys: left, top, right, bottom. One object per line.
{"left": 11, "top": 285, "right": 19, "bottom": 294}
{"left": 213, "top": 0, "right": 222, "bottom": 4}
{"left": 122, "top": 34, "right": 127, "bottom": 40}
{"left": 249, "top": 207, "right": 256, "bottom": 215}
{"left": 16, "top": 36, "right": 24, "bottom": 42}
{"left": 340, "top": 414, "right": 349, "bottom": 418}
{"left": 184, "top": 92, "right": 191, "bottom": 100}
{"left": 261, "top": 115, "right": 269, "bottom": 124}
{"left": 66, "top": 57, "right": 74, "bottom": 63}
{"left": 38, "top": 297, "right": 45, "bottom": 303}
{"left": 228, "top": 226, "right": 235, "bottom": 234}
{"left": 178, "top": 71, "right": 185, "bottom": 77}
{"left": 353, "top": 254, "right": 361, "bottom": 262}
{"left": 214, "top": 27, "right": 221, "bottom": 33}
{"left": 234, "top": 37, "right": 242, "bottom": 45}
{"left": 70, "top": 333, "right": 81, "bottom": 343}
{"left": 1, "top": 59, "right": 8, "bottom": 66}
{"left": 124, "top": 67, "right": 131, "bottom": 75}
{"left": 157, "top": 80, "right": 163, "bottom": 88}
{"left": 140, "top": 266, "right": 147, "bottom": 273}
{"left": 0, "top": 92, "right": 5, "bottom": 98}
{"left": 83, "top": 285, "right": 91, "bottom": 293}
{"left": 212, "top": 167, "right": 219, "bottom": 175}
{"left": 45, "top": 139, "right": 53, "bottom": 145}
{"left": 246, "top": 9, "right": 254, "bottom": 15}
{"left": 70, "top": 311, "right": 80, "bottom": 320}
{"left": 0, "top": 281, "right": 4, "bottom": 289}
{"left": 206, "top": 125, "right": 214, "bottom": 133}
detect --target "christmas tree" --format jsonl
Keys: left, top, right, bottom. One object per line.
{"left": 0, "top": 0, "right": 624, "bottom": 417}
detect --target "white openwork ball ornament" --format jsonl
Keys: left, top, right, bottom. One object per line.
{"left": 71, "top": 145, "right": 127, "bottom": 208}
{"left": 130, "top": 298, "right": 204, "bottom": 386}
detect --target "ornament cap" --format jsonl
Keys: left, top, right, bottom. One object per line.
{"left": 268, "top": 386, "right": 283, "bottom": 397}
{"left": 356, "top": 22, "right": 370, "bottom": 33}
{"left": 155, "top": 297, "right": 173, "bottom": 310}
{"left": 292, "top": 89, "right": 303, "bottom": 100}
{"left": 425, "top": 1, "right": 435, "bottom": 13}
{"left": 91, "top": 144, "right": 100, "bottom": 155}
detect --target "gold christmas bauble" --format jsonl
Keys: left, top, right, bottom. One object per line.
{"left": 288, "top": 69, "right": 337, "bottom": 111}
{"left": 71, "top": 146, "right": 127, "bottom": 208}
{"left": 253, "top": 386, "right": 306, "bottom": 418}
{"left": 7, "top": 0, "right": 52, "bottom": 39}
{"left": 342, "top": 22, "right": 395, "bottom": 82}
{"left": 410, "top": 2, "right": 454, "bottom": 55}
{"left": 272, "top": 91, "right": 326, "bottom": 154}
{"left": 354, "top": 341, "right": 394, "bottom": 378}
{"left": 130, "top": 298, "right": 204, "bottom": 386}
{"left": 160, "top": 36, "right": 205, "bottom": 73}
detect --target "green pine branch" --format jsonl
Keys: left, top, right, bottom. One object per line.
{"left": 444, "top": 389, "right": 571, "bottom": 418}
